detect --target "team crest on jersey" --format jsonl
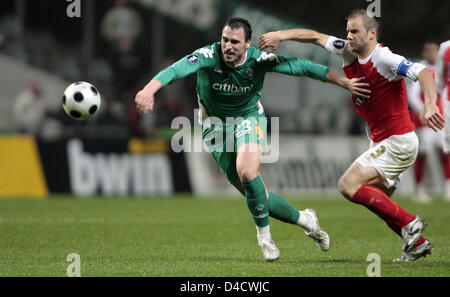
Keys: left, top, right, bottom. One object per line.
{"left": 246, "top": 68, "right": 253, "bottom": 79}
{"left": 333, "top": 40, "right": 345, "bottom": 49}
{"left": 187, "top": 54, "right": 199, "bottom": 64}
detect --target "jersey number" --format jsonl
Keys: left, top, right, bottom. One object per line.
{"left": 370, "top": 145, "right": 386, "bottom": 159}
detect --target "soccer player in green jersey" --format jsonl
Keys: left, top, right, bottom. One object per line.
{"left": 135, "top": 17, "right": 370, "bottom": 261}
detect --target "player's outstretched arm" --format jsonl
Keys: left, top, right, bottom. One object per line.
{"left": 135, "top": 44, "right": 213, "bottom": 114}
{"left": 267, "top": 55, "right": 369, "bottom": 98}
{"left": 135, "top": 79, "right": 163, "bottom": 114}
{"left": 325, "top": 70, "right": 371, "bottom": 99}
{"left": 259, "top": 29, "right": 330, "bottom": 53}
{"left": 417, "top": 69, "right": 445, "bottom": 131}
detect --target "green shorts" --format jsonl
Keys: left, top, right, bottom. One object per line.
{"left": 202, "top": 113, "right": 267, "bottom": 184}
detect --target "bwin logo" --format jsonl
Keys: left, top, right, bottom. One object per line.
{"left": 66, "top": 0, "right": 81, "bottom": 18}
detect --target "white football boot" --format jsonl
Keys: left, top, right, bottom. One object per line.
{"left": 393, "top": 240, "right": 433, "bottom": 262}
{"left": 401, "top": 215, "right": 427, "bottom": 253}
{"left": 303, "top": 209, "right": 330, "bottom": 251}
{"left": 444, "top": 181, "right": 450, "bottom": 203}
{"left": 257, "top": 236, "right": 280, "bottom": 262}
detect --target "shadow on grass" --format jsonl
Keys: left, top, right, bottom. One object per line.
{"left": 281, "top": 258, "right": 364, "bottom": 265}
{"left": 184, "top": 254, "right": 365, "bottom": 265}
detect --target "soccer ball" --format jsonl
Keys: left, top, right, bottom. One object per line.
{"left": 62, "top": 81, "right": 101, "bottom": 120}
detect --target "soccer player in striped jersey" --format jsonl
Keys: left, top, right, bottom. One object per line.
{"left": 436, "top": 40, "right": 450, "bottom": 201}
{"left": 260, "top": 9, "right": 444, "bottom": 262}
{"left": 436, "top": 40, "right": 450, "bottom": 111}
{"left": 406, "top": 42, "right": 450, "bottom": 203}
{"left": 135, "top": 17, "right": 370, "bottom": 261}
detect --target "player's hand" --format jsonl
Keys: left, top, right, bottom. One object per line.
{"left": 347, "top": 77, "right": 371, "bottom": 99}
{"left": 135, "top": 88, "right": 155, "bottom": 114}
{"left": 259, "top": 31, "right": 281, "bottom": 53}
{"left": 421, "top": 104, "right": 445, "bottom": 132}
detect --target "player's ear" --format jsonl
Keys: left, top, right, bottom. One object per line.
{"left": 245, "top": 39, "right": 251, "bottom": 48}
{"left": 368, "top": 28, "right": 377, "bottom": 41}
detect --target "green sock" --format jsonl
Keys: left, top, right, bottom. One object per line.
{"left": 242, "top": 176, "right": 269, "bottom": 228}
{"left": 268, "top": 192, "right": 300, "bottom": 225}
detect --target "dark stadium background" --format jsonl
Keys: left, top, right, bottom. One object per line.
{"left": 0, "top": 0, "right": 449, "bottom": 197}
{"left": 1, "top": 0, "right": 450, "bottom": 279}
{"left": 0, "top": 0, "right": 448, "bottom": 195}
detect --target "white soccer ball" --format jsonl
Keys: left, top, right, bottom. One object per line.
{"left": 62, "top": 81, "right": 101, "bottom": 120}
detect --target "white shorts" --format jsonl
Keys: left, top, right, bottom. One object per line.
{"left": 355, "top": 132, "right": 419, "bottom": 188}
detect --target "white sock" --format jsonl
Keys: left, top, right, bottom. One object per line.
{"left": 416, "top": 183, "right": 426, "bottom": 193}
{"left": 256, "top": 225, "right": 271, "bottom": 242}
{"left": 445, "top": 180, "right": 450, "bottom": 195}
{"left": 297, "top": 210, "right": 313, "bottom": 231}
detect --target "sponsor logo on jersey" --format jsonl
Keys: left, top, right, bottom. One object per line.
{"left": 333, "top": 40, "right": 346, "bottom": 49}
{"left": 257, "top": 52, "right": 279, "bottom": 63}
{"left": 212, "top": 82, "right": 254, "bottom": 94}
{"left": 187, "top": 54, "right": 199, "bottom": 64}
{"left": 397, "top": 59, "right": 414, "bottom": 76}
{"left": 195, "top": 47, "right": 215, "bottom": 58}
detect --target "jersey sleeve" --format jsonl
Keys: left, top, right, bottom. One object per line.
{"left": 324, "top": 36, "right": 356, "bottom": 66}
{"left": 375, "top": 48, "right": 426, "bottom": 82}
{"left": 153, "top": 45, "right": 216, "bottom": 86}
{"left": 258, "top": 52, "right": 330, "bottom": 82}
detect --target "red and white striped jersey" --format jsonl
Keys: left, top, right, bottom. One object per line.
{"left": 436, "top": 40, "right": 450, "bottom": 101}
{"left": 325, "top": 36, "right": 426, "bottom": 142}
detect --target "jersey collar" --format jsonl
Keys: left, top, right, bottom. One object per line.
{"left": 358, "top": 43, "right": 380, "bottom": 64}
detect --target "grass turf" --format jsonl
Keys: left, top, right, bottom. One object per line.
{"left": 0, "top": 195, "right": 449, "bottom": 277}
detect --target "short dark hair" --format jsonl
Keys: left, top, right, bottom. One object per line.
{"left": 223, "top": 17, "right": 252, "bottom": 41}
{"left": 347, "top": 8, "right": 381, "bottom": 39}
{"left": 423, "top": 41, "right": 439, "bottom": 47}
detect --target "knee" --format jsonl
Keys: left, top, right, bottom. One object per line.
{"left": 237, "top": 166, "right": 258, "bottom": 182}
{"left": 337, "top": 176, "right": 357, "bottom": 200}
{"left": 336, "top": 176, "right": 347, "bottom": 196}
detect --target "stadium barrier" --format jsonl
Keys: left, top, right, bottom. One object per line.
{"left": 185, "top": 134, "right": 442, "bottom": 197}
{"left": 2, "top": 135, "right": 445, "bottom": 198}
{"left": 36, "top": 137, "right": 191, "bottom": 197}
{"left": 0, "top": 135, "right": 48, "bottom": 199}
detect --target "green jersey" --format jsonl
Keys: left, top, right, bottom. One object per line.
{"left": 154, "top": 42, "right": 329, "bottom": 121}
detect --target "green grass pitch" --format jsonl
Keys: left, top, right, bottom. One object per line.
{"left": 0, "top": 195, "right": 449, "bottom": 277}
